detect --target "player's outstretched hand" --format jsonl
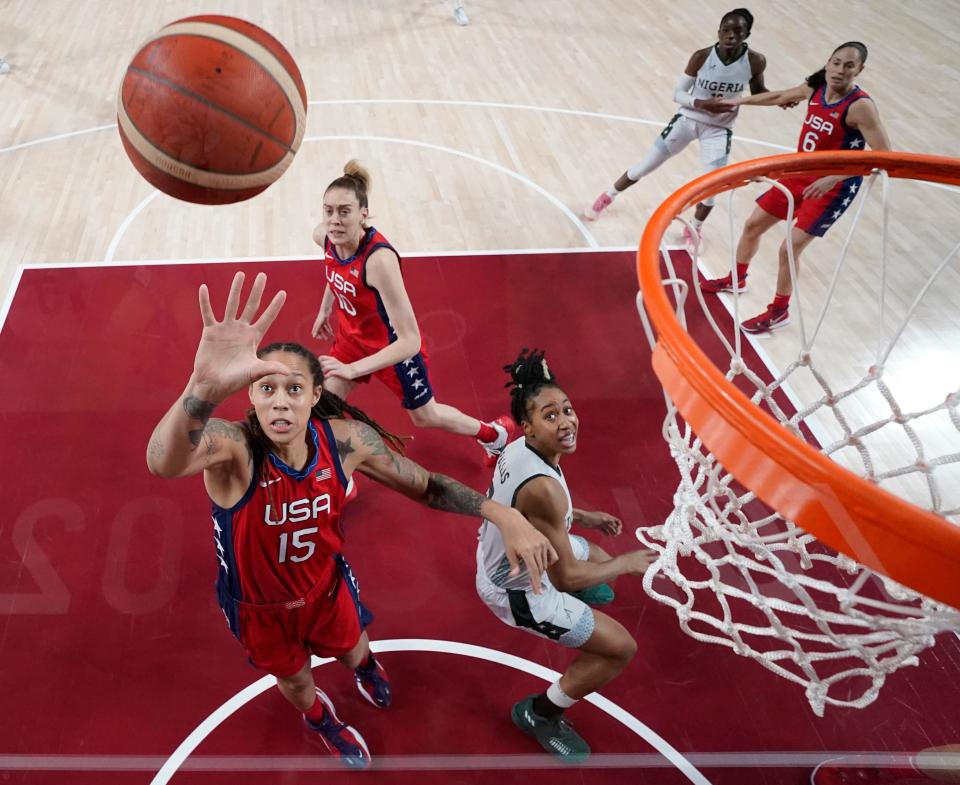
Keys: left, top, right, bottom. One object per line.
{"left": 194, "top": 271, "right": 290, "bottom": 402}
{"left": 625, "top": 548, "right": 659, "bottom": 577}
{"left": 500, "top": 508, "right": 559, "bottom": 594}
{"left": 577, "top": 510, "right": 623, "bottom": 536}
{"left": 700, "top": 97, "right": 737, "bottom": 113}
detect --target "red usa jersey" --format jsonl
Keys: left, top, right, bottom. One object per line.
{"left": 212, "top": 418, "right": 349, "bottom": 609}
{"left": 324, "top": 226, "right": 407, "bottom": 351}
{"left": 797, "top": 84, "right": 870, "bottom": 153}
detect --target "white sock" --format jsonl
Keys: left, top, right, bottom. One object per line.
{"left": 690, "top": 217, "right": 704, "bottom": 231}
{"left": 606, "top": 188, "right": 619, "bottom": 199}
{"left": 546, "top": 681, "right": 578, "bottom": 709}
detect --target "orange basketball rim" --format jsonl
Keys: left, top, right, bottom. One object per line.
{"left": 637, "top": 150, "right": 960, "bottom": 610}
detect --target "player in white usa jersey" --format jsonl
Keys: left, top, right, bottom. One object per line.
{"left": 476, "top": 348, "right": 656, "bottom": 762}
{"left": 584, "top": 8, "right": 768, "bottom": 245}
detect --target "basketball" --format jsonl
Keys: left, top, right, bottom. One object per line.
{"left": 116, "top": 15, "right": 307, "bottom": 205}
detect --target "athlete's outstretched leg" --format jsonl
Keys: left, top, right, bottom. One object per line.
{"left": 585, "top": 115, "right": 695, "bottom": 220}
{"left": 700, "top": 206, "right": 780, "bottom": 295}
{"left": 775, "top": 226, "right": 816, "bottom": 297}
{"left": 408, "top": 398, "right": 515, "bottom": 465}
{"left": 736, "top": 206, "right": 781, "bottom": 269}
{"left": 322, "top": 376, "right": 355, "bottom": 400}
{"left": 585, "top": 143, "right": 675, "bottom": 220}
{"left": 740, "top": 224, "right": 816, "bottom": 334}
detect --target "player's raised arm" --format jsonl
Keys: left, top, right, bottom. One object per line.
{"left": 733, "top": 82, "right": 812, "bottom": 107}
{"left": 146, "top": 271, "right": 289, "bottom": 479}
{"left": 518, "top": 478, "right": 653, "bottom": 593}
{"left": 333, "top": 418, "right": 557, "bottom": 591}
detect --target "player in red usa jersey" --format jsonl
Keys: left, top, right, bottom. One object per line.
{"left": 311, "top": 160, "right": 515, "bottom": 469}
{"left": 701, "top": 42, "right": 892, "bottom": 333}
{"left": 147, "top": 272, "right": 557, "bottom": 770}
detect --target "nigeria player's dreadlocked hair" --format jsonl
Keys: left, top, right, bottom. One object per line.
{"left": 504, "top": 348, "right": 562, "bottom": 425}
{"left": 244, "top": 342, "right": 405, "bottom": 468}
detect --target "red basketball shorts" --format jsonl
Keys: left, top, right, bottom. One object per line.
{"left": 756, "top": 175, "right": 864, "bottom": 237}
{"left": 330, "top": 333, "right": 434, "bottom": 410}
{"left": 235, "top": 554, "right": 372, "bottom": 678}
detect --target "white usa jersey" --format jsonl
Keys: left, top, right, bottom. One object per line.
{"left": 477, "top": 438, "right": 572, "bottom": 592}
{"left": 680, "top": 44, "right": 753, "bottom": 128}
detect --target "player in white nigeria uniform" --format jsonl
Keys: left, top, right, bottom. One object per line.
{"left": 476, "top": 348, "right": 656, "bottom": 762}
{"left": 585, "top": 8, "right": 768, "bottom": 244}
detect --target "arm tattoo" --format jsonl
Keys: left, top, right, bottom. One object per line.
{"left": 356, "top": 422, "right": 401, "bottom": 471}
{"left": 147, "top": 434, "right": 166, "bottom": 461}
{"left": 425, "top": 473, "right": 485, "bottom": 516}
{"left": 196, "top": 419, "right": 249, "bottom": 464}
{"left": 336, "top": 436, "right": 356, "bottom": 463}
{"left": 183, "top": 395, "right": 217, "bottom": 448}
{"left": 183, "top": 395, "right": 216, "bottom": 421}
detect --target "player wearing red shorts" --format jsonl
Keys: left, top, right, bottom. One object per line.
{"left": 312, "top": 160, "right": 515, "bottom": 467}
{"left": 701, "top": 42, "right": 891, "bottom": 333}
{"left": 147, "top": 272, "right": 556, "bottom": 769}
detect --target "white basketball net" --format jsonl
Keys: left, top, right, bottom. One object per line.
{"left": 636, "top": 167, "right": 960, "bottom": 716}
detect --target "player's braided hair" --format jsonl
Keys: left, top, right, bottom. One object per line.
{"left": 721, "top": 8, "right": 754, "bottom": 32}
{"left": 243, "top": 342, "right": 405, "bottom": 467}
{"left": 806, "top": 41, "right": 869, "bottom": 89}
{"left": 325, "top": 159, "right": 371, "bottom": 209}
{"left": 504, "top": 348, "right": 562, "bottom": 425}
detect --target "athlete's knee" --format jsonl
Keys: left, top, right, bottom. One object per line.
{"left": 743, "top": 211, "right": 770, "bottom": 238}
{"left": 779, "top": 232, "right": 812, "bottom": 260}
{"left": 596, "top": 633, "right": 637, "bottom": 678}
{"left": 407, "top": 403, "right": 438, "bottom": 428}
{"left": 592, "top": 621, "right": 638, "bottom": 667}
{"left": 626, "top": 143, "right": 672, "bottom": 181}
{"left": 613, "top": 630, "right": 638, "bottom": 664}
{"left": 337, "top": 649, "right": 364, "bottom": 669}
{"left": 277, "top": 668, "right": 312, "bottom": 693}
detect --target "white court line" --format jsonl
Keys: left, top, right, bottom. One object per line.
{"left": 103, "top": 190, "right": 160, "bottom": 263}
{"left": 307, "top": 134, "right": 598, "bottom": 247}
{"left": 0, "top": 123, "right": 118, "bottom": 154}
{"left": 0, "top": 266, "right": 25, "bottom": 336}
{"left": 0, "top": 247, "right": 638, "bottom": 335}
{"left": 7, "top": 751, "right": 949, "bottom": 772}
{"left": 1, "top": 99, "right": 956, "bottom": 192}
{"left": 20, "top": 245, "right": 638, "bottom": 269}
{"left": 308, "top": 99, "right": 787, "bottom": 156}
{"left": 149, "top": 639, "right": 710, "bottom": 785}
{"left": 96, "top": 133, "right": 599, "bottom": 265}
